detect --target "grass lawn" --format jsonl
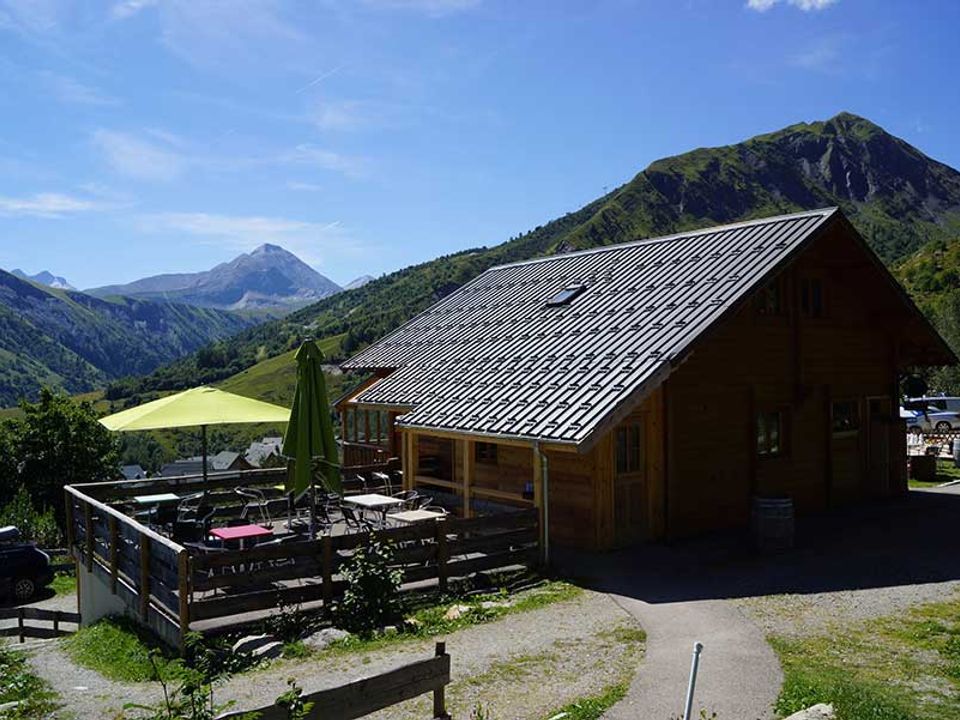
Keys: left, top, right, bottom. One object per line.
{"left": 772, "top": 595, "right": 960, "bottom": 719}
{"left": 50, "top": 573, "right": 76, "bottom": 596}
{"left": 0, "top": 644, "right": 59, "bottom": 718}
{"left": 908, "top": 457, "right": 960, "bottom": 489}
{"left": 62, "top": 616, "right": 179, "bottom": 682}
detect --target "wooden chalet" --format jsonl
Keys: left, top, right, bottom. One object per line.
{"left": 338, "top": 208, "right": 955, "bottom": 550}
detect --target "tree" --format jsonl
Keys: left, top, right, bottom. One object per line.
{"left": 15, "top": 389, "right": 120, "bottom": 525}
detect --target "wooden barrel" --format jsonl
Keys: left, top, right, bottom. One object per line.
{"left": 751, "top": 496, "right": 794, "bottom": 552}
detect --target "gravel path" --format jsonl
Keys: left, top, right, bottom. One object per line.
{"left": 16, "top": 587, "right": 642, "bottom": 719}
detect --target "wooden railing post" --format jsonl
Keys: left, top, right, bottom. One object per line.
{"left": 83, "top": 502, "right": 93, "bottom": 572}
{"left": 322, "top": 535, "right": 333, "bottom": 609}
{"left": 64, "top": 490, "right": 75, "bottom": 555}
{"left": 178, "top": 550, "right": 190, "bottom": 647}
{"left": 436, "top": 519, "right": 449, "bottom": 593}
{"left": 53, "top": 611, "right": 60, "bottom": 635}
{"left": 433, "top": 641, "right": 449, "bottom": 719}
{"left": 108, "top": 515, "right": 118, "bottom": 594}
{"left": 17, "top": 608, "right": 24, "bottom": 644}
{"left": 139, "top": 534, "right": 150, "bottom": 621}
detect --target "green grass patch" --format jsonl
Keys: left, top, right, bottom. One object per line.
{"left": 328, "top": 581, "right": 581, "bottom": 655}
{"left": 541, "top": 682, "right": 628, "bottom": 720}
{"left": 62, "top": 616, "right": 179, "bottom": 682}
{"left": 50, "top": 572, "right": 76, "bottom": 596}
{"left": 771, "top": 595, "right": 960, "bottom": 719}
{"left": 0, "top": 644, "right": 59, "bottom": 718}
{"left": 909, "top": 458, "right": 960, "bottom": 488}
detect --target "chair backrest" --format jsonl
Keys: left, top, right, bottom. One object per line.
{"left": 423, "top": 505, "right": 449, "bottom": 516}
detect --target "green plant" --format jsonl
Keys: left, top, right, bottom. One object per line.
{"left": 336, "top": 539, "right": 403, "bottom": 636}
{"left": 264, "top": 596, "right": 315, "bottom": 644}
{"left": 63, "top": 616, "right": 178, "bottom": 682}
{"left": 0, "top": 487, "right": 61, "bottom": 547}
{"left": 276, "top": 678, "right": 315, "bottom": 720}
{"left": 0, "top": 645, "right": 59, "bottom": 718}
{"left": 182, "top": 633, "right": 252, "bottom": 684}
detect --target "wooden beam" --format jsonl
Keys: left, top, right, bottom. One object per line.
{"left": 532, "top": 447, "right": 544, "bottom": 558}
{"left": 139, "top": 535, "right": 150, "bottom": 621}
{"left": 177, "top": 551, "right": 190, "bottom": 647}
{"left": 83, "top": 502, "right": 93, "bottom": 572}
{"left": 108, "top": 515, "right": 118, "bottom": 594}
{"left": 364, "top": 409, "right": 371, "bottom": 444}
{"left": 462, "top": 439, "right": 473, "bottom": 518}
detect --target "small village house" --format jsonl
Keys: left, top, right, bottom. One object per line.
{"left": 338, "top": 208, "right": 956, "bottom": 550}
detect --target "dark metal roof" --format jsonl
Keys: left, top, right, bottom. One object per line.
{"left": 342, "top": 208, "right": 839, "bottom": 447}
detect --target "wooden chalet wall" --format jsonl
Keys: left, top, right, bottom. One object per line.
{"left": 662, "top": 222, "right": 907, "bottom": 538}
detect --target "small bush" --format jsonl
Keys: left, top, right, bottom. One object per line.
{"left": 0, "top": 645, "right": 59, "bottom": 718}
{"left": 336, "top": 539, "right": 402, "bottom": 636}
{"left": 0, "top": 487, "right": 61, "bottom": 548}
{"left": 63, "top": 616, "right": 177, "bottom": 682}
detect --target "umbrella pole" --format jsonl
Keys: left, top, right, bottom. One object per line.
{"left": 201, "top": 424, "right": 209, "bottom": 497}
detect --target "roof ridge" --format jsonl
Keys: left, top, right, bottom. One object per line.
{"left": 487, "top": 206, "right": 839, "bottom": 272}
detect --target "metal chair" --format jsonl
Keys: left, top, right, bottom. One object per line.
{"left": 236, "top": 487, "right": 271, "bottom": 526}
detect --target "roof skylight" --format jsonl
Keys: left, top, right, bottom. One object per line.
{"left": 546, "top": 284, "right": 586, "bottom": 307}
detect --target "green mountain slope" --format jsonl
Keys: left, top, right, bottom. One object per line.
{"left": 109, "top": 111, "right": 960, "bottom": 400}
{"left": 0, "top": 270, "right": 253, "bottom": 406}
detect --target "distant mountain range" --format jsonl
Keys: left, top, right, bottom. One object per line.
{"left": 111, "top": 111, "right": 960, "bottom": 401}
{"left": 344, "top": 275, "right": 374, "bottom": 291}
{"left": 12, "top": 269, "right": 74, "bottom": 290}
{"left": 0, "top": 270, "right": 251, "bottom": 406}
{"left": 86, "top": 244, "right": 342, "bottom": 311}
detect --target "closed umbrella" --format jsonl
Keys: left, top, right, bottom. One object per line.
{"left": 99, "top": 386, "right": 290, "bottom": 484}
{"left": 282, "top": 341, "right": 342, "bottom": 536}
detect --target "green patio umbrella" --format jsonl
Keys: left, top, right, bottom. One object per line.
{"left": 99, "top": 386, "right": 291, "bottom": 483}
{"left": 282, "top": 341, "right": 342, "bottom": 535}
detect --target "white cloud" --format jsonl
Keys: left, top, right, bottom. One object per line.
{"left": 110, "top": 0, "right": 158, "bottom": 20}
{"left": 747, "top": 0, "right": 836, "bottom": 11}
{"left": 360, "top": 0, "right": 481, "bottom": 16}
{"left": 92, "top": 129, "right": 185, "bottom": 181}
{"left": 0, "top": 192, "right": 105, "bottom": 217}
{"left": 280, "top": 144, "right": 370, "bottom": 179}
{"left": 39, "top": 71, "right": 119, "bottom": 106}
{"left": 287, "top": 181, "right": 324, "bottom": 192}
{"left": 139, "top": 211, "right": 365, "bottom": 266}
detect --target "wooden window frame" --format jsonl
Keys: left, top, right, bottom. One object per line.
{"left": 831, "top": 398, "right": 861, "bottom": 437}
{"left": 800, "top": 276, "right": 826, "bottom": 319}
{"left": 757, "top": 409, "right": 789, "bottom": 458}
{"left": 615, "top": 422, "right": 643, "bottom": 475}
{"left": 754, "top": 277, "right": 785, "bottom": 318}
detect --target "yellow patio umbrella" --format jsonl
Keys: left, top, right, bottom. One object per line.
{"left": 99, "top": 386, "right": 291, "bottom": 483}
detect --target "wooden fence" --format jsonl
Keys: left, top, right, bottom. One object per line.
{"left": 0, "top": 607, "right": 80, "bottom": 642}
{"left": 66, "top": 468, "right": 540, "bottom": 648}
{"left": 217, "top": 641, "right": 451, "bottom": 720}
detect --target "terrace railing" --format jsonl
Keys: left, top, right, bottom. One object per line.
{"left": 65, "top": 467, "right": 540, "bottom": 650}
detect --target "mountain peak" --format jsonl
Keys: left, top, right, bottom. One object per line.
{"left": 10, "top": 268, "right": 75, "bottom": 290}
{"left": 251, "top": 243, "right": 287, "bottom": 256}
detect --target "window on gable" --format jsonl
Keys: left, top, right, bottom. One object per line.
{"left": 757, "top": 410, "right": 787, "bottom": 457}
{"left": 800, "top": 278, "right": 824, "bottom": 318}
{"left": 755, "top": 279, "right": 783, "bottom": 316}
{"left": 616, "top": 422, "right": 643, "bottom": 474}
{"left": 475, "top": 442, "right": 498, "bottom": 465}
{"left": 546, "top": 284, "right": 586, "bottom": 307}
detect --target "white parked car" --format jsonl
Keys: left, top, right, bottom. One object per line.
{"left": 904, "top": 405, "right": 960, "bottom": 433}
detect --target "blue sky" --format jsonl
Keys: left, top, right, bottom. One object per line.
{"left": 0, "top": 0, "right": 957, "bottom": 289}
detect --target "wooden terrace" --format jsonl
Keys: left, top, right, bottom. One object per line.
{"left": 65, "top": 464, "right": 540, "bottom": 649}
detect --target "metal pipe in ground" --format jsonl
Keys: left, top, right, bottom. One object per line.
{"left": 682, "top": 641, "right": 704, "bottom": 720}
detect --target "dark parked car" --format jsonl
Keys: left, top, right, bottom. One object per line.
{"left": 0, "top": 526, "right": 54, "bottom": 602}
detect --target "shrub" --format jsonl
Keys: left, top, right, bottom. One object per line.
{"left": 0, "top": 486, "right": 61, "bottom": 547}
{"left": 336, "top": 539, "right": 402, "bottom": 636}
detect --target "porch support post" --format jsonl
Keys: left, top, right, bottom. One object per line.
{"left": 462, "top": 439, "right": 474, "bottom": 518}
{"left": 532, "top": 445, "right": 544, "bottom": 561}
{"left": 364, "top": 410, "right": 371, "bottom": 444}
{"left": 402, "top": 431, "right": 418, "bottom": 491}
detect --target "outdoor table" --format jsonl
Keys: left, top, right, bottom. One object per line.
{"left": 209, "top": 524, "right": 273, "bottom": 550}
{"left": 387, "top": 509, "right": 445, "bottom": 525}
{"left": 343, "top": 493, "right": 405, "bottom": 527}
{"left": 133, "top": 492, "right": 180, "bottom": 505}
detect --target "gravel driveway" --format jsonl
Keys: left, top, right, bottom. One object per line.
{"left": 16, "top": 587, "right": 642, "bottom": 719}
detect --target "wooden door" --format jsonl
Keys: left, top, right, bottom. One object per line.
{"left": 867, "top": 397, "right": 892, "bottom": 496}
{"left": 614, "top": 421, "right": 647, "bottom": 546}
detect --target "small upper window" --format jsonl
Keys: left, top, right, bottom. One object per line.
{"left": 800, "top": 278, "right": 824, "bottom": 318}
{"left": 757, "top": 411, "right": 785, "bottom": 457}
{"left": 755, "top": 280, "right": 783, "bottom": 316}
{"left": 546, "top": 285, "right": 586, "bottom": 307}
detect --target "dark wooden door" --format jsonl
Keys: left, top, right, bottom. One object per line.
{"left": 867, "top": 397, "right": 891, "bottom": 496}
